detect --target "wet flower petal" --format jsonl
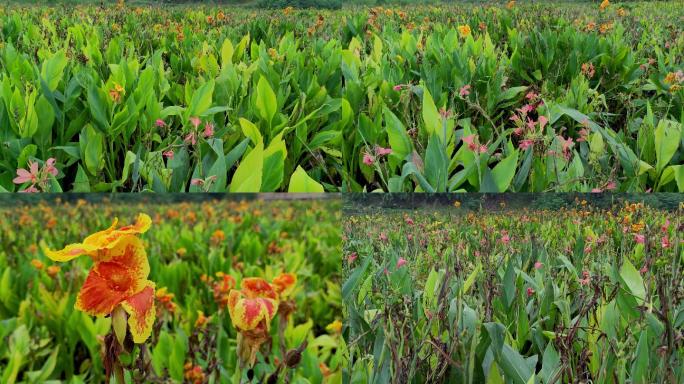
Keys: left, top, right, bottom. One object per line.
{"left": 121, "top": 283, "right": 156, "bottom": 343}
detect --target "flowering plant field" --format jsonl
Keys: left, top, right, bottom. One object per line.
{"left": 0, "top": 197, "right": 342, "bottom": 383}
{"left": 0, "top": 1, "right": 682, "bottom": 192}
{"left": 343, "top": 197, "right": 683, "bottom": 383}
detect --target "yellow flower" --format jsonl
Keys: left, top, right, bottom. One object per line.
{"left": 458, "top": 24, "right": 471, "bottom": 37}
{"left": 326, "top": 319, "right": 342, "bottom": 334}
{"left": 506, "top": 1, "right": 515, "bottom": 9}
{"left": 599, "top": 0, "right": 610, "bottom": 11}
{"left": 272, "top": 272, "right": 297, "bottom": 298}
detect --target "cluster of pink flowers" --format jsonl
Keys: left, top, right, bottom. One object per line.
{"left": 510, "top": 92, "right": 549, "bottom": 151}
{"left": 459, "top": 84, "right": 471, "bottom": 97}
{"left": 13, "top": 158, "right": 58, "bottom": 193}
{"left": 579, "top": 270, "right": 591, "bottom": 285}
{"left": 462, "top": 134, "right": 488, "bottom": 154}
{"left": 500, "top": 230, "right": 510, "bottom": 245}
{"left": 362, "top": 146, "right": 393, "bottom": 166}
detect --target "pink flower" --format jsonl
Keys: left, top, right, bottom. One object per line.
{"left": 510, "top": 114, "right": 521, "bottom": 122}
{"left": 577, "top": 128, "right": 590, "bottom": 142}
{"left": 203, "top": 122, "right": 215, "bottom": 138}
{"left": 20, "top": 185, "right": 40, "bottom": 193}
{"left": 189, "top": 116, "right": 201, "bottom": 129}
{"left": 591, "top": 188, "right": 603, "bottom": 193}
{"left": 407, "top": 234, "right": 413, "bottom": 241}
{"left": 163, "top": 150, "right": 175, "bottom": 160}
{"left": 405, "top": 217, "right": 414, "bottom": 225}
{"left": 478, "top": 145, "right": 487, "bottom": 154}
{"left": 13, "top": 161, "right": 39, "bottom": 185}
{"left": 519, "top": 139, "right": 534, "bottom": 151}
{"left": 605, "top": 181, "right": 616, "bottom": 191}
{"left": 534, "top": 261, "right": 543, "bottom": 269}
{"left": 459, "top": 84, "right": 471, "bottom": 97}
{"left": 579, "top": 270, "right": 591, "bottom": 285}
{"left": 661, "top": 236, "right": 670, "bottom": 249}
{"left": 397, "top": 258, "right": 407, "bottom": 268}
{"left": 661, "top": 219, "right": 670, "bottom": 232}
{"left": 184, "top": 132, "right": 197, "bottom": 146}
{"left": 363, "top": 152, "right": 375, "bottom": 166}
{"left": 347, "top": 252, "right": 358, "bottom": 264}
{"left": 634, "top": 234, "right": 645, "bottom": 244}
{"left": 526, "top": 287, "right": 535, "bottom": 297}
{"left": 518, "top": 104, "right": 535, "bottom": 114}
{"left": 525, "top": 91, "right": 538, "bottom": 100}
{"left": 393, "top": 84, "right": 403, "bottom": 91}
{"left": 639, "top": 265, "right": 648, "bottom": 274}
{"left": 500, "top": 231, "right": 510, "bottom": 245}
{"left": 513, "top": 127, "right": 524, "bottom": 136}
{"left": 44, "top": 158, "right": 58, "bottom": 176}
{"left": 376, "top": 146, "right": 393, "bottom": 156}
{"left": 155, "top": 119, "right": 166, "bottom": 128}
{"left": 379, "top": 233, "right": 388, "bottom": 242}
{"left": 190, "top": 178, "right": 204, "bottom": 186}
{"left": 538, "top": 115, "right": 548, "bottom": 130}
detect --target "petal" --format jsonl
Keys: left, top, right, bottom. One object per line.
{"left": 272, "top": 273, "right": 297, "bottom": 298}
{"left": 227, "top": 290, "right": 278, "bottom": 331}
{"left": 44, "top": 242, "right": 98, "bottom": 262}
{"left": 82, "top": 218, "right": 120, "bottom": 249}
{"left": 121, "top": 283, "right": 156, "bottom": 343}
{"left": 76, "top": 266, "right": 131, "bottom": 316}
{"left": 82, "top": 214, "right": 151, "bottom": 252}
{"left": 75, "top": 236, "right": 149, "bottom": 315}
{"left": 241, "top": 278, "right": 277, "bottom": 300}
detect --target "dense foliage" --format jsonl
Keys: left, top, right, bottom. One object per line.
{"left": 0, "top": 198, "right": 342, "bottom": 383}
{"left": 0, "top": 1, "right": 682, "bottom": 192}
{"left": 343, "top": 200, "right": 684, "bottom": 383}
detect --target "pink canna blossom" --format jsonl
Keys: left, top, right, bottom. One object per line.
{"left": 189, "top": 116, "right": 201, "bottom": 129}
{"left": 190, "top": 178, "right": 204, "bottom": 186}
{"left": 347, "top": 252, "right": 358, "bottom": 264}
{"left": 393, "top": 84, "right": 403, "bottom": 91}
{"left": 21, "top": 185, "right": 40, "bottom": 193}
{"left": 661, "top": 236, "right": 670, "bottom": 249}
{"left": 163, "top": 150, "right": 175, "bottom": 160}
{"left": 538, "top": 115, "right": 548, "bottom": 130}
{"left": 661, "top": 219, "right": 670, "bottom": 232}
{"left": 397, "top": 257, "right": 407, "bottom": 268}
{"left": 591, "top": 188, "right": 603, "bottom": 193}
{"left": 519, "top": 139, "right": 535, "bottom": 151}
{"left": 379, "top": 233, "right": 388, "bottom": 242}
{"left": 363, "top": 152, "right": 375, "bottom": 166}
{"left": 203, "top": 122, "right": 215, "bottom": 138}
{"left": 639, "top": 265, "right": 648, "bottom": 274}
{"left": 376, "top": 146, "right": 393, "bottom": 156}
{"left": 13, "top": 161, "right": 39, "bottom": 185}
{"left": 184, "top": 132, "right": 197, "bottom": 146}
{"left": 526, "top": 287, "right": 535, "bottom": 297}
{"left": 405, "top": 217, "right": 414, "bottom": 225}
{"left": 44, "top": 158, "right": 58, "bottom": 176}
{"left": 155, "top": 119, "right": 166, "bottom": 128}
{"left": 459, "top": 84, "right": 471, "bottom": 97}
{"left": 634, "top": 234, "right": 645, "bottom": 244}
{"left": 534, "top": 261, "right": 543, "bottom": 269}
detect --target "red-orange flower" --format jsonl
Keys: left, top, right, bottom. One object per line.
{"left": 44, "top": 214, "right": 155, "bottom": 343}
{"left": 272, "top": 273, "right": 297, "bottom": 299}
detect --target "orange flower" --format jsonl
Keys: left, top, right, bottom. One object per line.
{"left": 31, "top": 259, "right": 44, "bottom": 270}
{"left": 458, "top": 24, "right": 471, "bottom": 37}
{"left": 47, "top": 265, "right": 61, "bottom": 278}
{"left": 599, "top": 0, "right": 610, "bottom": 11}
{"left": 272, "top": 273, "right": 297, "bottom": 299}
{"left": 44, "top": 214, "right": 155, "bottom": 344}
{"left": 212, "top": 272, "right": 236, "bottom": 309}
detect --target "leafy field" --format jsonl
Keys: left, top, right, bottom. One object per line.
{"left": 343, "top": 198, "right": 684, "bottom": 383}
{"left": 0, "top": 197, "right": 342, "bottom": 383}
{"left": 0, "top": 1, "right": 683, "bottom": 192}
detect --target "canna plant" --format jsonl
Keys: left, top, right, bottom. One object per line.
{"left": 43, "top": 213, "right": 155, "bottom": 384}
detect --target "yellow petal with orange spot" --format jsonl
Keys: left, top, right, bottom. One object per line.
{"left": 121, "top": 282, "right": 156, "bottom": 343}
{"left": 44, "top": 242, "right": 99, "bottom": 262}
{"left": 83, "top": 214, "right": 151, "bottom": 252}
{"left": 272, "top": 273, "right": 297, "bottom": 298}
{"left": 240, "top": 277, "right": 278, "bottom": 300}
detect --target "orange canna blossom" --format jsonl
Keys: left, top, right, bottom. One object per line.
{"left": 272, "top": 272, "right": 297, "bottom": 298}
{"left": 44, "top": 214, "right": 155, "bottom": 344}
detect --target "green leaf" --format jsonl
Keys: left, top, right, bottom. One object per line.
{"left": 492, "top": 148, "right": 519, "bottom": 192}
{"left": 462, "top": 263, "right": 481, "bottom": 295}
{"left": 383, "top": 107, "right": 412, "bottom": 165}
{"left": 630, "top": 329, "right": 649, "bottom": 383}
{"left": 41, "top": 50, "right": 68, "bottom": 92}
{"left": 86, "top": 85, "right": 110, "bottom": 132}
{"left": 221, "top": 38, "right": 234, "bottom": 67}
{"left": 230, "top": 141, "right": 263, "bottom": 192}
{"left": 672, "top": 165, "right": 684, "bottom": 192}
{"left": 620, "top": 258, "right": 645, "bottom": 302}
{"left": 422, "top": 87, "right": 443, "bottom": 142}
{"left": 425, "top": 134, "right": 448, "bottom": 192}
{"left": 654, "top": 119, "right": 680, "bottom": 174}
{"left": 72, "top": 165, "right": 90, "bottom": 192}
{"left": 187, "top": 80, "right": 215, "bottom": 118}
{"left": 288, "top": 166, "right": 324, "bottom": 193}
{"left": 256, "top": 76, "right": 277, "bottom": 125}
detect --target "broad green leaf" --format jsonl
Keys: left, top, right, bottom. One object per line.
{"left": 229, "top": 141, "right": 263, "bottom": 192}
{"left": 256, "top": 76, "right": 277, "bottom": 125}
{"left": 492, "top": 148, "right": 519, "bottom": 192}
{"left": 620, "top": 258, "right": 645, "bottom": 302}
{"left": 288, "top": 166, "right": 324, "bottom": 193}
{"left": 654, "top": 119, "right": 680, "bottom": 174}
